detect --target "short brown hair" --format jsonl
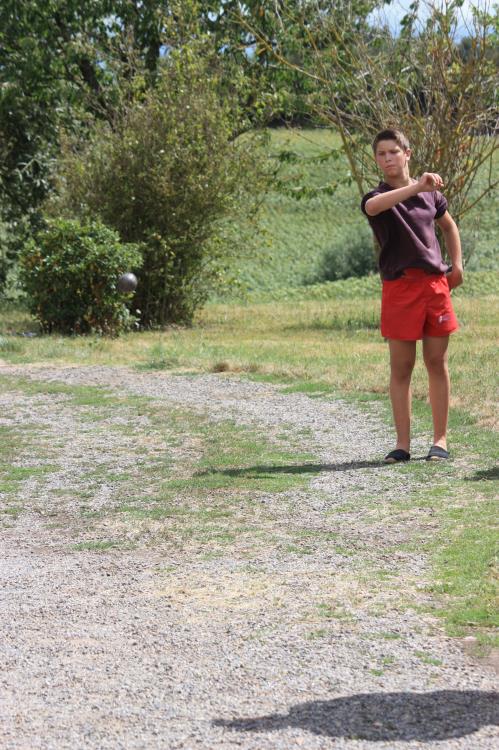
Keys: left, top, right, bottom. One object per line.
{"left": 372, "top": 129, "right": 410, "bottom": 153}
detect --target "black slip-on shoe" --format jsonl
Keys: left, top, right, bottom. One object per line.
{"left": 384, "top": 449, "right": 410, "bottom": 463}
{"left": 426, "top": 445, "right": 449, "bottom": 461}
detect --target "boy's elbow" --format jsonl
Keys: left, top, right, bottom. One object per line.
{"left": 365, "top": 200, "right": 379, "bottom": 217}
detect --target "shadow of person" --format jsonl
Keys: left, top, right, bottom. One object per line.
{"left": 465, "top": 466, "right": 499, "bottom": 482}
{"left": 196, "top": 459, "right": 388, "bottom": 480}
{"left": 213, "top": 690, "right": 499, "bottom": 742}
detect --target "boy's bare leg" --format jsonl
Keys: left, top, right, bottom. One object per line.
{"left": 423, "top": 335, "right": 450, "bottom": 449}
{"left": 388, "top": 339, "right": 417, "bottom": 452}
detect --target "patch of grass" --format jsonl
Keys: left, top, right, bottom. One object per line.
{"left": 115, "top": 504, "right": 189, "bottom": 520}
{"left": 2, "top": 464, "right": 60, "bottom": 481}
{"left": 199, "top": 550, "right": 225, "bottom": 561}
{"left": 160, "top": 415, "right": 317, "bottom": 499}
{"left": 379, "top": 632, "right": 402, "bottom": 640}
{"left": 316, "top": 602, "right": 354, "bottom": 621}
{"left": 433, "top": 494, "right": 498, "bottom": 634}
{"left": 283, "top": 543, "right": 314, "bottom": 556}
{"left": 373, "top": 569, "right": 398, "bottom": 581}
{"left": 0, "top": 335, "right": 25, "bottom": 353}
{"left": 414, "top": 651, "right": 443, "bottom": 667}
{"left": 280, "top": 381, "right": 334, "bottom": 397}
{"left": 381, "top": 656, "right": 396, "bottom": 666}
{"left": 306, "top": 629, "right": 328, "bottom": 640}
{"left": 0, "top": 481, "right": 18, "bottom": 493}
{"left": 0, "top": 423, "right": 58, "bottom": 502}
{"left": 71, "top": 540, "right": 128, "bottom": 551}
{"left": 0, "top": 505, "right": 24, "bottom": 518}
{"left": 296, "top": 529, "right": 339, "bottom": 541}
{"left": 0, "top": 425, "right": 28, "bottom": 459}
{"left": 139, "top": 341, "right": 182, "bottom": 370}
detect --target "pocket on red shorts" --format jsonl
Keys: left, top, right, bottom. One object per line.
{"left": 423, "top": 275, "right": 459, "bottom": 337}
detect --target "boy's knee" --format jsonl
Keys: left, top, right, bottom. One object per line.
{"left": 424, "top": 353, "right": 448, "bottom": 373}
{"left": 390, "top": 360, "right": 415, "bottom": 380}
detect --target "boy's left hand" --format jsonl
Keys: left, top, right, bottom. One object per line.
{"left": 446, "top": 266, "right": 464, "bottom": 289}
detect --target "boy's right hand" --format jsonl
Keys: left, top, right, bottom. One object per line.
{"left": 446, "top": 265, "right": 464, "bottom": 290}
{"left": 417, "top": 172, "right": 444, "bottom": 192}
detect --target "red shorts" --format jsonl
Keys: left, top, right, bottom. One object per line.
{"left": 381, "top": 268, "right": 458, "bottom": 340}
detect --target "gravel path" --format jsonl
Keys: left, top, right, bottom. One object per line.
{"left": 0, "top": 365, "right": 497, "bottom": 749}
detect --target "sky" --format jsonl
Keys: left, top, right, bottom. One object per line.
{"left": 368, "top": 0, "right": 490, "bottom": 38}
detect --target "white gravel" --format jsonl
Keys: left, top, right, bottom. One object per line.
{"left": 0, "top": 365, "right": 497, "bottom": 749}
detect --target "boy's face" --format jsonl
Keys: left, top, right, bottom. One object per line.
{"left": 374, "top": 139, "right": 411, "bottom": 179}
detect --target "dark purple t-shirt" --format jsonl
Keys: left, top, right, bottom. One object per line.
{"left": 361, "top": 181, "right": 449, "bottom": 280}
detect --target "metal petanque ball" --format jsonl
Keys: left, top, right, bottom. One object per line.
{"left": 117, "top": 272, "right": 138, "bottom": 293}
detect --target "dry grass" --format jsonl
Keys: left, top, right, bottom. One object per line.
{"left": 1, "top": 293, "right": 497, "bottom": 428}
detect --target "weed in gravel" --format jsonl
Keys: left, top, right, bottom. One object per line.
{"left": 306, "top": 629, "right": 328, "bottom": 639}
{"left": 414, "top": 651, "right": 443, "bottom": 667}
{"left": 283, "top": 544, "right": 314, "bottom": 555}
{"left": 71, "top": 540, "right": 131, "bottom": 551}
{"left": 1, "top": 505, "right": 24, "bottom": 518}
{"left": 382, "top": 656, "right": 396, "bottom": 666}
{"left": 326, "top": 502, "right": 359, "bottom": 514}
{"left": 296, "top": 528, "right": 339, "bottom": 540}
{"left": 316, "top": 603, "right": 355, "bottom": 621}
{"left": 373, "top": 569, "right": 398, "bottom": 581}
{"left": 0, "top": 481, "right": 18, "bottom": 494}
{"left": 0, "top": 424, "right": 59, "bottom": 512}
{"left": 79, "top": 507, "right": 103, "bottom": 519}
{"left": 200, "top": 551, "right": 225, "bottom": 560}
{"left": 333, "top": 546, "right": 355, "bottom": 557}
{"left": 4, "top": 464, "right": 60, "bottom": 481}
{"left": 117, "top": 504, "right": 190, "bottom": 520}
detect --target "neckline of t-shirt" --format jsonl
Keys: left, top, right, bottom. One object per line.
{"left": 380, "top": 179, "right": 418, "bottom": 190}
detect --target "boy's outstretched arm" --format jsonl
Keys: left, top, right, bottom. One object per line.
{"left": 436, "top": 212, "right": 464, "bottom": 289}
{"left": 365, "top": 173, "right": 444, "bottom": 216}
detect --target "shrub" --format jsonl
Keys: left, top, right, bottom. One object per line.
{"left": 51, "top": 44, "right": 270, "bottom": 327}
{"left": 313, "top": 226, "right": 377, "bottom": 283}
{"left": 19, "top": 219, "right": 142, "bottom": 335}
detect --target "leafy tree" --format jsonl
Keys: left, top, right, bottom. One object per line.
{"left": 242, "top": 0, "right": 498, "bottom": 248}
{"left": 0, "top": 0, "right": 316, "bottom": 225}
{"left": 49, "top": 44, "right": 270, "bottom": 326}
{"left": 0, "top": 1, "right": 165, "bottom": 223}
{"left": 0, "top": 0, "right": 319, "bottom": 291}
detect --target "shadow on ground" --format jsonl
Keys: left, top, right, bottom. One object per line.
{"left": 197, "top": 458, "right": 428, "bottom": 478}
{"left": 465, "top": 466, "right": 499, "bottom": 482}
{"left": 213, "top": 690, "right": 499, "bottom": 742}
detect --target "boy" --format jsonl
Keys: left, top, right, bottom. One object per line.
{"left": 361, "top": 128, "right": 463, "bottom": 462}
